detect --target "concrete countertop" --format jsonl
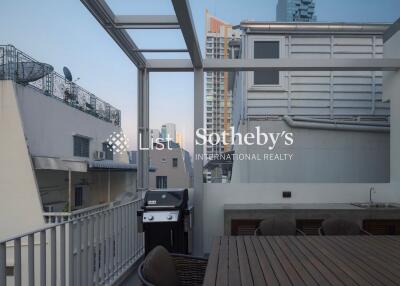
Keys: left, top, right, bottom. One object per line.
{"left": 224, "top": 203, "right": 400, "bottom": 211}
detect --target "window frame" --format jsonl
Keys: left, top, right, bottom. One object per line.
{"left": 247, "top": 35, "right": 287, "bottom": 91}
{"left": 73, "top": 135, "right": 90, "bottom": 158}
{"left": 74, "top": 186, "right": 83, "bottom": 208}
{"left": 102, "top": 142, "right": 113, "bottom": 160}
{"left": 172, "top": 158, "right": 178, "bottom": 168}
{"left": 156, "top": 176, "right": 168, "bottom": 189}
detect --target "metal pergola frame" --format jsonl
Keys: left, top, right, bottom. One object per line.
{"left": 81, "top": 0, "right": 400, "bottom": 255}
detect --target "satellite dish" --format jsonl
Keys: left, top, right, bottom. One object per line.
{"left": 0, "top": 62, "right": 54, "bottom": 84}
{"left": 63, "top": 66, "right": 73, "bottom": 82}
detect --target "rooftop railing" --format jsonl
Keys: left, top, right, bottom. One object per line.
{"left": 43, "top": 203, "right": 111, "bottom": 224}
{"left": 0, "top": 45, "right": 121, "bottom": 127}
{"left": 0, "top": 198, "right": 143, "bottom": 286}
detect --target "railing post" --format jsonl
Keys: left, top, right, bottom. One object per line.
{"left": 0, "top": 242, "right": 5, "bottom": 286}
{"left": 14, "top": 238, "right": 21, "bottom": 286}
{"left": 28, "top": 234, "right": 35, "bottom": 286}
{"left": 68, "top": 222, "right": 74, "bottom": 286}
{"left": 50, "top": 228, "right": 57, "bottom": 286}
{"left": 40, "top": 230, "right": 46, "bottom": 286}
{"left": 60, "top": 224, "right": 66, "bottom": 286}
{"left": 88, "top": 216, "right": 94, "bottom": 286}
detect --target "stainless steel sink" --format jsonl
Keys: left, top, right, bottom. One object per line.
{"left": 351, "top": 203, "right": 399, "bottom": 208}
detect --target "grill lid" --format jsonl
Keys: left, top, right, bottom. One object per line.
{"left": 143, "top": 189, "right": 188, "bottom": 210}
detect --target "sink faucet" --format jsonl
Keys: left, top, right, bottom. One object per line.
{"left": 369, "top": 187, "right": 376, "bottom": 205}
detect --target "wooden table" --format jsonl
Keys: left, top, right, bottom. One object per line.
{"left": 203, "top": 236, "right": 400, "bottom": 286}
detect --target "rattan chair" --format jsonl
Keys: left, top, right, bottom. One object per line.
{"left": 254, "top": 218, "right": 305, "bottom": 236}
{"left": 319, "top": 218, "right": 371, "bottom": 235}
{"left": 138, "top": 246, "right": 208, "bottom": 286}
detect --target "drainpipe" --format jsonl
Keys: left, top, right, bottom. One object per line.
{"left": 292, "top": 116, "right": 390, "bottom": 127}
{"left": 282, "top": 115, "right": 390, "bottom": 133}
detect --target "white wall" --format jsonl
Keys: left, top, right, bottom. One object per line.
{"left": 15, "top": 84, "right": 127, "bottom": 162}
{"left": 0, "top": 81, "right": 44, "bottom": 240}
{"left": 149, "top": 148, "right": 192, "bottom": 189}
{"left": 231, "top": 120, "right": 389, "bottom": 183}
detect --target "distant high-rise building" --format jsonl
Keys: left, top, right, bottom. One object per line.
{"left": 176, "top": 132, "right": 184, "bottom": 147}
{"left": 276, "top": 0, "right": 317, "bottom": 22}
{"left": 205, "top": 11, "right": 241, "bottom": 155}
{"left": 161, "top": 123, "right": 176, "bottom": 142}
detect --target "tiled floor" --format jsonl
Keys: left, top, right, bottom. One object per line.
{"left": 120, "top": 268, "right": 142, "bottom": 286}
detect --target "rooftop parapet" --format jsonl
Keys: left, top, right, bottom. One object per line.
{"left": 0, "top": 45, "right": 121, "bottom": 126}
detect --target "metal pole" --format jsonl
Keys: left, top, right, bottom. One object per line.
{"left": 137, "top": 68, "right": 150, "bottom": 192}
{"left": 108, "top": 169, "right": 111, "bottom": 203}
{"left": 68, "top": 169, "right": 72, "bottom": 212}
{"left": 193, "top": 68, "right": 204, "bottom": 255}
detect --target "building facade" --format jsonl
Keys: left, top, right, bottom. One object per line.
{"left": 205, "top": 12, "right": 241, "bottom": 156}
{"left": 230, "top": 22, "right": 390, "bottom": 183}
{"left": 276, "top": 0, "right": 317, "bottom": 22}
{"left": 149, "top": 142, "right": 193, "bottom": 189}
{"left": 161, "top": 123, "right": 176, "bottom": 142}
{"left": 0, "top": 45, "right": 138, "bottom": 238}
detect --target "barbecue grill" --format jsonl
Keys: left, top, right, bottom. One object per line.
{"left": 138, "top": 189, "right": 192, "bottom": 254}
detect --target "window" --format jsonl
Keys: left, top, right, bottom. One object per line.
{"left": 73, "top": 136, "right": 89, "bottom": 157}
{"left": 156, "top": 176, "right": 167, "bottom": 189}
{"left": 254, "top": 41, "right": 280, "bottom": 85}
{"left": 172, "top": 158, "right": 178, "bottom": 167}
{"left": 102, "top": 142, "right": 113, "bottom": 160}
{"left": 75, "top": 186, "right": 83, "bottom": 207}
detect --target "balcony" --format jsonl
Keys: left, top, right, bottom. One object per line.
{"left": 0, "top": 45, "right": 121, "bottom": 127}
{"left": 0, "top": 198, "right": 143, "bottom": 285}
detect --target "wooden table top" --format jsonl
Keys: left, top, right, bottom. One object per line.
{"left": 203, "top": 236, "right": 400, "bottom": 286}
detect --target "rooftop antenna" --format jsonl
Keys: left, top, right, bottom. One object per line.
{"left": 63, "top": 66, "right": 73, "bottom": 82}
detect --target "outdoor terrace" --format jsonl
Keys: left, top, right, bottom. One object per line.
{"left": 1, "top": 0, "right": 400, "bottom": 285}
{"left": 0, "top": 45, "right": 121, "bottom": 127}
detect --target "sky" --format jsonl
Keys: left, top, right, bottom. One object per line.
{"left": 0, "top": 0, "right": 399, "bottom": 154}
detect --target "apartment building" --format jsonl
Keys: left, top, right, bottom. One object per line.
{"left": 276, "top": 0, "right": 317, "bottom": 22}
{"left": 205, "top": 12, "right": 241, "bottom": 156}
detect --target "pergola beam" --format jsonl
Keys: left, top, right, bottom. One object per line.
{"left": 204, "top": 58, "right": 400, "bottom": 71}
{"left": 80, "top": 0, "right": 146, "bottom": 69}
{"left": 171, "top": 0, "right": 203, "bottom": 68}
{"left": 114, "top": 15, "right": 180, "bottom": 29}
{"left": 146, "top": 58, "right": 400, "bottom": 72}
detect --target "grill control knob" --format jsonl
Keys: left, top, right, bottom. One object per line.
{"left": 167, "top": 215, "right": 172, "bottom": 220}
{"left": 148, "top": 215, "right": 154, "bottom": 221}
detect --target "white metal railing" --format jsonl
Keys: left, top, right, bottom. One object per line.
{"left": 43, "top": 203, "right": 110, "bottom": 224}
{"left": 0, "top": 198, "right": 144, "bottom": 286}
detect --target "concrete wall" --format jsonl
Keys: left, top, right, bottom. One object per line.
{"left": 149, "top": 148, "right": 192, "bottom": 189}
{"left": 15, "top": 84, "right": 128, "bottom": 162}
{"left": 231, "top": 120, "right": 389, "bottom": 183}
{"left": 0, "top": 81, "right": 44, "bottom": 240}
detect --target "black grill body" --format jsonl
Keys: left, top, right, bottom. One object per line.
{"left": 138, "top": 189, "right": 191, "bottom": 255}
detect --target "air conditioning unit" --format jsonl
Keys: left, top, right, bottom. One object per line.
{"left": 94, "top": 151, "right": 105, "bottom": 161}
